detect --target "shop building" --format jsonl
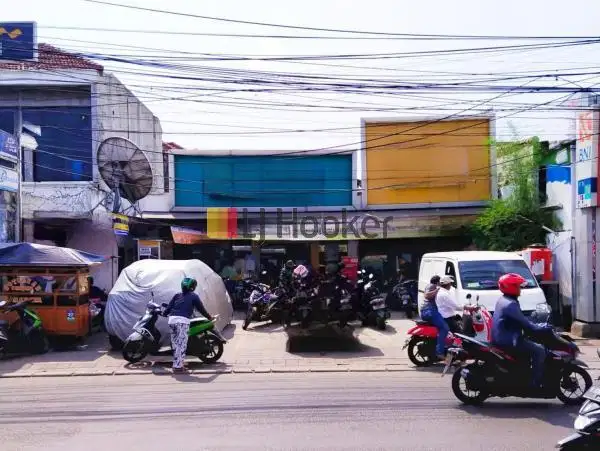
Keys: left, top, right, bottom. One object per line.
{"left": 355, "top": 115, "right": 496, "bottom": 278}
{"left": 0, "top": 24, "right": 168, "bottom": 292}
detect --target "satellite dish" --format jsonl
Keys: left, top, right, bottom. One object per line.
{"left": 97, "top": 137, "right": 153, "bottom": 213}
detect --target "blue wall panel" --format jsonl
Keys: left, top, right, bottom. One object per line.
{"left": 175, "top": 155, "right": 353, "bottom": 207}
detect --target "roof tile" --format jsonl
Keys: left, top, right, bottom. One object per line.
{"left": 0, "top": 43, "right": 103, "bottom": 72}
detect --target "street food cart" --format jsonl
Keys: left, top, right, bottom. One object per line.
{"left": 0, "top": 243, "right": 106, "bottom": 338}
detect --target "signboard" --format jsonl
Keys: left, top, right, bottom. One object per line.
{"left": 575, "top": 110, "right": 600, "bottom": 208}
{"left": 0, "top": 167, "right": 18, "bottom": 192}
{"left": 0, "top": 22, "right": 36, "bottom": 61}
{"left": 3, "top": 276, "right": 43, "bottom": 302}
{"left": 112, "top": 213, "right": 129, "bottom": 236}
{"left": 170, "top": 226, "right": 206, "bottom": 244}
{"left": 137, "top": 239, "right": 161, "bottom": 260}
{"left": 0, "top": 130, "right": 18, "bottom": 161}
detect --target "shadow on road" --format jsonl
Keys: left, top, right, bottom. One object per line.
{"left": 285, "top": 324, "right": 384, "bottom": 357}
{"left": 460, "top": 402, "right": 578, "bottom": 428}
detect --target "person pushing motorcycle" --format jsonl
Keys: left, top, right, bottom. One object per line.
{"left": 491, "top": 273, "right": 548, "bottom": 389}
{"left": 163, "top": 277, "right": 213, "bottom": 373}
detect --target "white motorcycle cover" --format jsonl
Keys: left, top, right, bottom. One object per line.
{"left": 105, "top": 259, "right": 233, "bottom": 345}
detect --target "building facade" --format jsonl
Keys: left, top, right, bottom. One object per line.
{"left": 0, "top": 41, "right": 167, "bottom": 292}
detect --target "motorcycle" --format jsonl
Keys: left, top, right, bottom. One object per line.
{"left": 443, "top": 303, "right": 592, "bottom": 406}
{"left": 356, "top": 272, "right": 390, "bottom": 330}
{"left": 392, "top": 279, "right": 418, "bottom": 319}
{"left": 242, "top": 282, "right": 288, "bottom": 330}
{"left": 122, "top": 297, "right": 226, "bottom": 364}
{"left": 556, "top": 384, "right": 600, "bottom": 449}
{"left": 0, "top": 300, "right": 49, "bottom": 357}
{"left": 402, "top": 294, "right": 491, "bottom": 367}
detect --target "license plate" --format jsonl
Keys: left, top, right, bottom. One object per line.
{"left": 340, "top": 304, "right": 352, "bottom": 310}
{"left": 402, "top": 338, "right": 410, "bottom": 350}
{"left": 373, "top": 304, "right": 386, "bottom": 310}
{"left": 584, "top": 385, "right": 600, "bottom": 401}
{"left": 442, "top": 353, "right": 454, "bottom": 376}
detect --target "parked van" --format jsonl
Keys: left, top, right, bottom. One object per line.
{"left": 418, "top": 251, "right": 546, "bottom": 315}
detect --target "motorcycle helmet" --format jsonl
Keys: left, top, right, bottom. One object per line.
{"left": 498, "top": 273, "right": 526, "bottom": 297}
{"left": 293, "top": 264, "right": 309, "bottom": 279}
{"left": 285, "top": 260, "right": 295, "bottom": 269}
{"left": 181, "top": 277, "right": 198, "bottom": 292}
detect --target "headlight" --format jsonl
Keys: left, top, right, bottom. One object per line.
{"left": 574, "top": 414, "right": 595, "bottom": 431}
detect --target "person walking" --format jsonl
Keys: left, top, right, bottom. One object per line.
{"left": 163, "top": 277, "right": 213, "bottom": 373}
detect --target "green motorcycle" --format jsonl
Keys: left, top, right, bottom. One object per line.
{"left": 122, "top": 301, "right": 226, "bottom": 364}
{"left": 0, "top": 300, "right": 49, "bottom": 358}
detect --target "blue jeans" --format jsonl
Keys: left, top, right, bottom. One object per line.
{"left": 520, "top": 338, "right": 546, "bottom": 387}
{"left": 421, "top": 306, "right": 449, "bottom": 356}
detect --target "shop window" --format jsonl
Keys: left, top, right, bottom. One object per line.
{"left": 22, "top": 107, "right": 93, "bottom": 182}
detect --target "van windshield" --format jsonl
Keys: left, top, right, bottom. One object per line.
{"left": 458, "top": 260, "right": 538, "bottom": 290}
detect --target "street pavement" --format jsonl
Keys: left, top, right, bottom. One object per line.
{"left": 0, "top": 371, "right": 582, "bottom": 450}
{"left": 0, "top": 312, "right": 599, "bottom": 377}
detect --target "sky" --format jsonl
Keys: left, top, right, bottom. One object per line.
{"left": 4, "top": 0, "right": 600, "bottom": 151}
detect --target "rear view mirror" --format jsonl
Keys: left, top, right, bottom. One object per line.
{"left": 369, "top": 274, "right": 374, "bottom": 279}
{"left": 261, "top": 270, "right": 267, "bottom": 275}
{"left": 466, "top": 294, "right": 472, "bottom": 300}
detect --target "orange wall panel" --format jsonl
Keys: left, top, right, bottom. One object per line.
{"left": 364, "top": 119, "right": 492, "bottom": 205}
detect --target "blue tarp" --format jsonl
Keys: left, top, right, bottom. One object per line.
{"left": 0, "top": 243, "right": 107, "bottom": 267}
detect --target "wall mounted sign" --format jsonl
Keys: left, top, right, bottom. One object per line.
{"left": 0, "top": 167, "right": 18, "bottom": 192}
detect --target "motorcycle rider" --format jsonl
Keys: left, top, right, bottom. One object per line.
{"left": 163, "top": 277, "right": 214, "bottom": 373}
{"left": 492, "top": 273, "right": 547, "bottom": 389}
{"left": 436, "top": 275, "right": 462, "bottom": 333}
{"left": 419, "top": 275, "right": 449, "bottom": 360}
{"left": 279, "top": 260, "right": 296, "bottom": 294}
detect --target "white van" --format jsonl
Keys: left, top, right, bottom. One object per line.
{"left": 418, "top": 251, "right": 546, "bottom": 315}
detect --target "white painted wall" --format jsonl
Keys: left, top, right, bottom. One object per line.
{"left": 546, "top": 172, "right": 573, "bottom": 306}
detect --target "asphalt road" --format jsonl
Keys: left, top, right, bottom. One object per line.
{"left": 0, "top": 372, "right": 580, "bottom": 451}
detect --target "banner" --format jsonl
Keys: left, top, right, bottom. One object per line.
{"left": 0, "top": 130, "right": 18, "bottom": 161}
{"left": 0, "top": 167, "right": 18, "bottom": 192}
{"left": 575, "top": 110, "right": 600, "bottom": 208}
{"left": 112, "top": 213, "right": 129, "bottom": 236}
{"left": 170, "top": 226, "right": 206, "bottom": 244}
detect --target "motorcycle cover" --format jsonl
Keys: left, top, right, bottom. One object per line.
{"left": 105, "top": 259, "right": 233, "bottom": 344}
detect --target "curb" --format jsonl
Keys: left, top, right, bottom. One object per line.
{"left": 0, "top": 366, "right": 420, "bottom": 378}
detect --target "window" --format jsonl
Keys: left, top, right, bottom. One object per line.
{"left": 22, "top": 107, "right": 93, "bottom": 182}
{"left": 538, "top": 166, "right": 547, "bottom": 204}
{"left": 163, "top": 149, "right": 170, "bottom": 192}
{"left": 445, "top": 261, "right": 457, "bottom": 287}
{"left": 458, "top": 260, "right": 538, "bottom": 290}
{"left": 0, "top": 108, "right": 15, "bottom": 135}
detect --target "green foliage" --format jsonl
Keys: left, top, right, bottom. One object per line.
{"left": 471, "top": 135, "right": 561, "bottom": 251}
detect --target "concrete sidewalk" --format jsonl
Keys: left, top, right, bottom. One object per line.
{"left": 0, "top": 314, "right": 599, "bottom": 377}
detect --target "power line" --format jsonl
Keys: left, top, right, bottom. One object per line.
{"left": 80, "top": 1, "right": 600, "bottom": 41}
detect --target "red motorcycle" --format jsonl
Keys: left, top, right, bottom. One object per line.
{"left": 403, "top": 296, "right": 492, "bottom": 367}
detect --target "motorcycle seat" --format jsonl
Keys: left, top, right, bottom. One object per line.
{"left": 190, "top": 317, "right": 211, "bottom": 325}
{"left": 415, "top": 320, "right": 431, "bottom": 326}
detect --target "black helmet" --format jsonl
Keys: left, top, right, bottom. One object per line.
{"left": 181, "top": 277, "right": 197, "bottom": 292}
{"left": 285, "top": 260, "right": 295, "bottom": 268}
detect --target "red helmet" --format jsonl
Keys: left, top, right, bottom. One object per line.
{"left": 498, "top": 273, "right": 526, "bottom": 297}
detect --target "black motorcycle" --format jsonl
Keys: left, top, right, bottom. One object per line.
{"left": 443, "top": 307, "right": 592, "bottom": 406}
{"left": 0, "top": 300, "right": 49, "bottom": 357}
{"left": 556, "top": 384, "right": 600, "bottom": 449}
{"left": 122, "top": 299, "right": 226, "bottom": 364}
{"left": 355, "top": 272, "right": 390, "bottom": 330}
{"left": 242, "top": 283, "right": 288, "bottom": 330}
{"left": 392, "top": 279, "right": 418, "bottom": 319}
